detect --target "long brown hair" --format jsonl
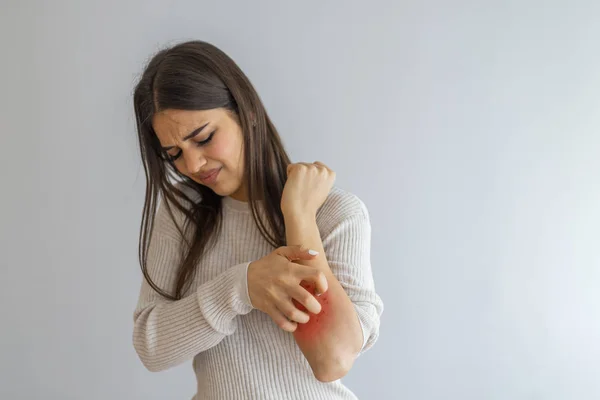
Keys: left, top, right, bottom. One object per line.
{"left": 133, "top": 40, "right": 290, "bottom": 300}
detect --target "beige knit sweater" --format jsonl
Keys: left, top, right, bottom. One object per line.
{"left": 132, "top": 185, "right": 383, "bottom": 399}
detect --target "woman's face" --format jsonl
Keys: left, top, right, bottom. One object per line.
{"left": 152, "top": 108, "right": 247, "bottom": 201}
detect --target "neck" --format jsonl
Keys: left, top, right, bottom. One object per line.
{"left": 228, "top": 182, "right": 249, "bottom": 202}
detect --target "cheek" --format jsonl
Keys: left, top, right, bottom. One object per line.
{"left": 211, "top": 134, "right": 243, "bottom": 171}
{"left": 207, "top": 136, "right": 230, "bottom": 162}
{"left": 205, "top": 141, "right": 226, "bottom": 161}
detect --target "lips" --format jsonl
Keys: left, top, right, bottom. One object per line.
{"left": 196, "top": 167, "right": 222, "bottom": 184}
{"left": 197, "top": 168, "right": 221, "bottom": 180}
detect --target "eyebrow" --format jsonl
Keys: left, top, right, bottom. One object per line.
{"left": 161, "top": 122, "right": 210, "bottom": 151}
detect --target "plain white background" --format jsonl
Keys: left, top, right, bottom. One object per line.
{"left": 1, "top": 1, "right": 599, "bottom": 399}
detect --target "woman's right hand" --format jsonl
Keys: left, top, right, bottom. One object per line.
{"left": 247, "top": 246, "right": 329, "bottom": 332}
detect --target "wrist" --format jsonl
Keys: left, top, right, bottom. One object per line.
{"left": 283, "top": 210, "right": 316, "bottom": 225}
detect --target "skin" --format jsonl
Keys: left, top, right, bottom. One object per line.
{"left": 152, "top": 107, "right": 363, "bottom": 382}
{"left": 152, "top": 108, "right": 248, "bottom": 201}
{"left": 282, "top": 162, "right": 364, "bottom": 381}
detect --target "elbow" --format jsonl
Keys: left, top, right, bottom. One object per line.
{"left": 135, "top": 349, "right": 169, "bottom": 373}
{"left": 134, "top": 347, "right": 162, "bottom": 373}
{"left": 139, "top": 357, "right": 166, "bottom": 373}
{"left": 310, "top": 327, "right": 364, "bottom": 382}
{"left": 314, "top": 366, "right": 350, "bottom": 383}
{"left": 133, "top": 337, "right": 169, "bottom": 373}
{"left": 133, "top": 315, "right": 175, "bottom": 373}
{"left": 312, "top": 351, "right": 357, "bottom": 383}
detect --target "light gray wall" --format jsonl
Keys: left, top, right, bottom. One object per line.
{"left": 2, "top": 1, "right": 599, "bottom": 399}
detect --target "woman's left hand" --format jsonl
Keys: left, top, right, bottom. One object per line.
{"left": 281, "top": 161, "right": 336, "bottom": 218}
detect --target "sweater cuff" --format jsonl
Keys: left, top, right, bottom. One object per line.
{"left": 195, "top": 262, "right": 254, "bottom": 335}
{"left": 354, "top": 302, "right": 381, "bottom": 355}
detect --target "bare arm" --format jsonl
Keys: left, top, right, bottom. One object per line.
{"left": 285, "top": 212, "right": 365, "bottom": 382}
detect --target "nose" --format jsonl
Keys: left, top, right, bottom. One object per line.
{"left": 183, "top": 150, "right": 207, "bottom": 175}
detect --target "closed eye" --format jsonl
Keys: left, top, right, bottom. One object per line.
{"left": 164, "top": 131, "right": 216, "bottom": 162}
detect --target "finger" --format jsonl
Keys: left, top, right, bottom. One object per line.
{"left": 276, "top": 246, "right": 319, "bottom": 261}
{"left": 268, "top": 306, "right": 298, "bottom": 332}
{"left": 295, "top": 162, "right": 313, "bottom": 170}
{"left": 277, "top": 299, "right": 310, "bottom": 323}
{"left": 287, "top": 163, "right": 306, "bottom": 175}
{"left": 295, "top": 265, "right": 329, "bottom": 296}
{"left": 313, "top": 161, "right": 332, "bottom": 172}
{"left": 289, "top": 284, "right": 322, "bottom": 315}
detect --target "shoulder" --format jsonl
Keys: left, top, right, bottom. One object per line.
{"left": 154, "top": 182, "right": 201, "bottom": 241}
{"left": 316, "top": 186, "right": 370, "bottom": 235}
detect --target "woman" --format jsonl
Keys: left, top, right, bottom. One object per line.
{"left": 132, "top": 40, "right": 383, "bottom": 400}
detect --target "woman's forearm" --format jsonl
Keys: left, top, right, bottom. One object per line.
{"left": 284, "top": 212, "right": 364, "bottom": 382}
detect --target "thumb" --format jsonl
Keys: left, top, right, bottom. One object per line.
{"left": 276, "top": 245, "right": 319, "bottom": 261}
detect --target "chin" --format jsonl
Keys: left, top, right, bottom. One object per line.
{"left": 209, "top": 182, "right": 233, "bottom": 197}
{"left": 212, "top": 187, "right": 228, "bottom": 196}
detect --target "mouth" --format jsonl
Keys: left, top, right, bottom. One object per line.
{"left": 197, "top": 167, "right": 222, "bottom": 184}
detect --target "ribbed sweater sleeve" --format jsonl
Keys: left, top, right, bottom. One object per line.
{"left": 318, "top": 193, "right": 384, "bottom": 354}
{"left": 132, "top": 198, "right": 254, "bottom": 372}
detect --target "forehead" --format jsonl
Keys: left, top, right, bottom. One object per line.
{"left": 152, "top": 108, "right": 223, "bottom": 144}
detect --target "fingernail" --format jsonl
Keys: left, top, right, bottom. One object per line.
{"left": 308, "top": 249, "right": 319, "bottom": 256}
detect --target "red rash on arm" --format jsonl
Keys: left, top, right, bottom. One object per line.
{"left": 292, "top": 281, "right": 332, "bottom": 342}
{"left": 284, "top": 213, "right": 363, "bottom": 381}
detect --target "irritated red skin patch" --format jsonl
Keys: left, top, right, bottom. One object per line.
{"left": 293, "top": 281, "right": 332, "bottom": 342}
